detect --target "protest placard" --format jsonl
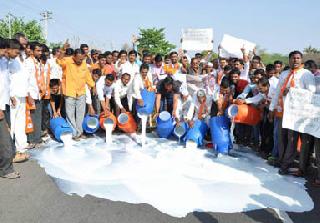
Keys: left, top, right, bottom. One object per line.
{"left": 282, "top": 88, "right": 320, "bottom": 138}
{"left": 181, "top": 28, "right": 213, "bottom": 51}
{"left": 219, "top": 34, "right": 256, "bottom": 59}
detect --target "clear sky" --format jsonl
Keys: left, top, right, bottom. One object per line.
{"left": 1, "top": 0, "right": 319, "bottom": 54}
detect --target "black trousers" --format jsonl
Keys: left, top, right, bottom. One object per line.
{"left": 314, "top": 137, "right": 320, "bottom": 180}
{"left": 281, "top": 129, "right": 312, "bottom": 171}
{"left": 260, "top": 110, "right": 274, "bottom": 154}
{"left": 298, "top": 133, "right": 313, "bottom": 173}
{"left": 4, "top": 104, "right": 10, "bottom": 127}
{"left": 41, "top": 99, "right": 50, "bottom": 132}
{"left": 0, "top": 118, "right": 15, "bottom": 177}
{"left": 28, "top": 100, "right": 43, "bottom": 144}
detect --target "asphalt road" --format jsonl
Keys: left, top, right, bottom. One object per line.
{"left": 0, "top": 159, "right": 319, "bottom": 223}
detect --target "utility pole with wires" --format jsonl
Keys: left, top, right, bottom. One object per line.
{"left": 40, "top": 10, "right": 52, "bottom": 42}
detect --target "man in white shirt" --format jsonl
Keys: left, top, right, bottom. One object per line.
{"left": 149, "top": 54, "right": 165, "bottom": 85}
{"left": 131, "top": 63, "right": 154, "bottom": 106}
{"left": 114, "top": 73, "right": 132, "bottom": 115}
{"left": 0, "top": 38, "right": 10, "bottom": 126}
{"left": 24, "top": 42, "right": 44, "bottom": 148}
{"left": 118, "top": 50, "right": 140, "bottom": 78}
{"left": 269, "top": 51, "right": 315, "bottom": 176}
{"left": 129, "top": 63, "right": 154, "bottom": 120}
{"left": 96, "top": 74, "right": 115, "bottom": 115}
{"left": 234, "top": 48, "right": 250, "bottom": 81}
{"left": 189, "top": 89, "right": 212, "bottom": 127}
{"left": 7, "top": 39, "right": 30, "bottom": 161}
{"left": 175, "top": 84, "right": 194, "bottom": 126}
{"left": 0, "top": 38, "right": 20, "bottom": 178}
{"left": 48, "top": 47, "right": 62, "bottom": 80}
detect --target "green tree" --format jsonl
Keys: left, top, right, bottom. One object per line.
{"left": 137, "top": 28, "right": 175, "bottom": 56}
{"left": 259, "top": 53, "right": 288, "bottom": 65}
{"left": 0, "top": 14, "right": 45, "bottom": 43}
{"left": 304, "top": 45, "right": 320, "bottom": 54}
{"left": 256, "top": 46, "right": 288, "bottom": 65}
{"left": 49, "top": 42, "right": 63, "bottom": 49}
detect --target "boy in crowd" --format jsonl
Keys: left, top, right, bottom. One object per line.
{"left": 49, "top": 79, "right": 65, "bottom": 118}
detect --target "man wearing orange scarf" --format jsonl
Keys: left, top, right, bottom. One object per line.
{"left": 269, "top": 51, "right": 315, "bottom": 176}
{"left": 25, "top": 42, "right": 44, "bottom": 149}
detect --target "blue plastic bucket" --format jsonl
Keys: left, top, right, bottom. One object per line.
{"left": 82, "top": 114, "right": 100, "bottom": 134}
{"left": 173, "top": 122, "right": 188, "bottom": 140}
{"left": 209, "top": 116, "right": 230, "bottom": 154}
{"left": 156, "top": 111, "right": 174, "bottom": 138}
{"left": 136, "top": 89, "right": 156, "bottom": 115}
{"left": 50, "top": 117, "right": 73, "bottom": 142}
{"left": 184, "top": 120, "right": 208, "bottom": 147}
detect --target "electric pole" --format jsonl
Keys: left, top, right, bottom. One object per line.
{"left": 40, "top": 10, "right": 52, "bottom": 42}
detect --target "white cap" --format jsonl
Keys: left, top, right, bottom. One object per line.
{"left": 207, "top": 62, "right": 213, "bottom": 67}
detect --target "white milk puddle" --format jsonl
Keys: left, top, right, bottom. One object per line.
{"left": 33, "top": 135, "right": 314, "bottom": 217}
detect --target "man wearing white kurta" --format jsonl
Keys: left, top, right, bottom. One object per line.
{"left": 114, "top": 73, "right": 132, "bottom": 114}
{"left": 269, "top": 51, "right": 315, "bottom": 176}
{"left": 0, "top": 49, "right": 10, "bottom": 125}
{"left": 8, "top": 44, "right": 29, "bottom": 152}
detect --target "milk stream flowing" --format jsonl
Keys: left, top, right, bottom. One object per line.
{"left": 140, "top": 114, "right": 147, "bottom": 147}
{"left": 60, "top": 133, "right": 73, "bottom": 147}
{"left": 104, "top": 119, "right": 113, "bottom": 144}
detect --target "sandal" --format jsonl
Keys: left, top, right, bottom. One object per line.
{"left": 1, "top": 171, "right": 20, "bottom": 179}
{"left": 13, "top": 152, "right": 30, "bottom": 163}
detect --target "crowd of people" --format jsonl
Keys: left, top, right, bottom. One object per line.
{"left": 0, "top": 32, "right": 319, "bottom": 187}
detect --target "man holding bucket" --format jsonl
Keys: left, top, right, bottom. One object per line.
{"left": 114, "top": 73, "right": 132, "bottom": 116}
{"left": 154, "top": 76, "right": 181, "bottom": 119}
